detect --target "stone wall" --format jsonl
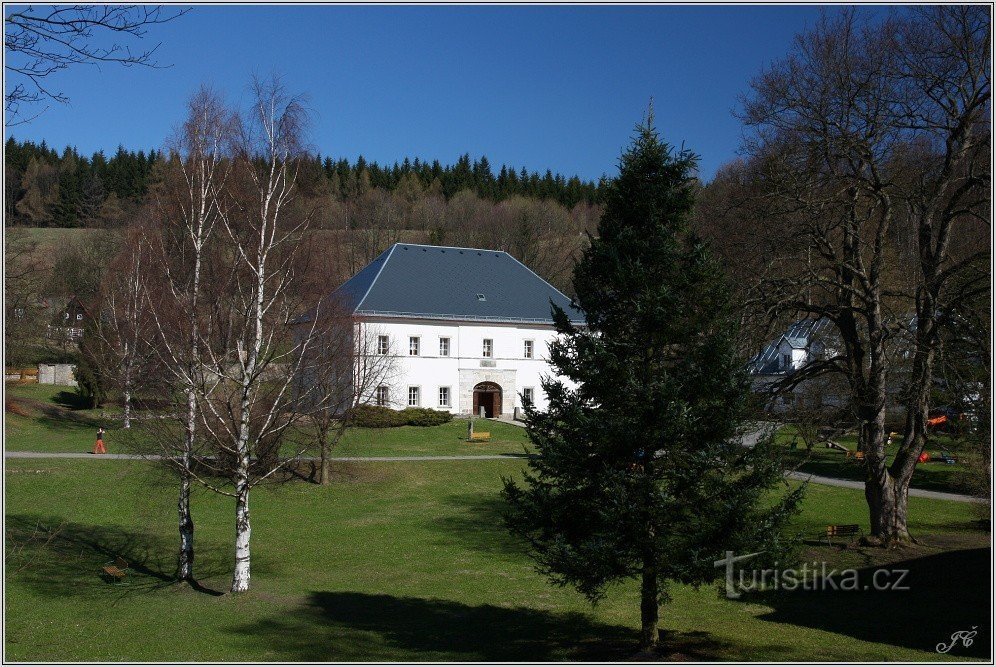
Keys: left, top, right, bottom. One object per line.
{"left": 37, "top": 363, "right": 77, "bottom": 386}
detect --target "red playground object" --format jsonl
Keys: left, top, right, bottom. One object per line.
{"left": 918, "top": 451, "right": 931, "bottom": 464}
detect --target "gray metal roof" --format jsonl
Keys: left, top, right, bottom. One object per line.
{"left": 749, "top": 318, "right": 833, "bottom": 375}
{"left": 330, "top": 243, "right": 584, "bottom": 325}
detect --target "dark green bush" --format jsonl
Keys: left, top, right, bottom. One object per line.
{"left": 399, "top": 407, "right": 454, "bottom": 427}
{"left": 351, "top": 405, "right": 408, "bottom": 428}
{"left": 350, "top": 405, "right": 453, "bottom": 428}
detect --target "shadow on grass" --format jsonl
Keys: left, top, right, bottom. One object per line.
{"left": 5, "top": 514, "right": 227, "bottom": 599}
{"left": 52, "top": 390, "right": 91, "bottom": 411}
{"left": 749, "top": 546, "right": 991, "bottom": 659}
{"left": 430, "top": 491, "right": 527, "bottom": 557}
{"left": 230, "top": 590, "right": 740, "bottom": 661}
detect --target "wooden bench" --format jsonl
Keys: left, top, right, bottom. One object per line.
{"left": 102, "top": 556, "right": 129, "bottom": 584}
{"left": 823, "top": 524, "right": 862, "bottom": 546}
{"left": 468, "top": 432, "right": 491, "bottom": 442}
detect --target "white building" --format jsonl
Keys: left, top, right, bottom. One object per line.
{"left": 330, "top": 243, "right": 584, "bottom": 417}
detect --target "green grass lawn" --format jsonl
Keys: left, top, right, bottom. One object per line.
{"left": 4, "top": 383, "right": 531, "bottom": 457}
{"left": 775, "top": 425, "right": 981, "bottom": 495}
{"left": 4, "top": 456, "right": 989, "bottom": 661}
{"left": 5, "top": 384, "right": 110, "bottom": 453}
{"left": 337, "top": 419, "right": 532, "bottom": 457}
{"left": 4, "top": 382, "right": 991, "bottom": 660}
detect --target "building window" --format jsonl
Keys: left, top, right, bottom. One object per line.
{"left": 782, "top": 353, "right": 792, "bottom": 369}
{"left": 409, "top": 336, "right": 420, "bottom": 356}
{"left": 408, "top": 386, "right": 420, "bottom": 407}
{"left": 482, "top": 338, "right": 493, "bottom": 358}
{"left": 376, "top": 386, "right": 389, "bottom": 406}
{"left": 439, "top": 387, "right": 450, "bottom": 407}
{"left": 522, "top": 387, "right": 534, "bottom": 406}
{"left": 377, "top": 335, "right": 390, "bottom": 355}
{"left": 439, "top": 337, "right": 450, "bottom": 357}
{"left": 523, "top": 340, "right": 534, "bottom": 359}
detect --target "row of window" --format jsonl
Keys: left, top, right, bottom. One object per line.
{"left": 377, "top": 335, "right": 535, "bottom": 359}
{"left": 375, "top": 386, "right": 535, "bottom": 408}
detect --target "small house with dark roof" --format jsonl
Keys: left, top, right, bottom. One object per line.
{"left": 748, "top": 318, "right": 835, "bottom": 377}
{"left": 328, "top": 243, "right": 582, "bottom": 417}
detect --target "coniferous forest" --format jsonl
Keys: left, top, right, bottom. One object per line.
{"left": 4, "top": 137, "right": 610, "bottom": 302}
{"left": 4, "top": 137, "right": 604, "bottom": 228}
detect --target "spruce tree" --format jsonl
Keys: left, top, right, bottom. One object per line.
{"left": 502, "top": 115, "right": 801, "bottom": 652}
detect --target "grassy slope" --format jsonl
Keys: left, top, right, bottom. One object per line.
{"left": 4, "top": 384, "right": 532, "bottom": 456}
{"left": 5, "top": 386, "right": 991, "bottom": 661}
{"left": 5, "top": 456, "right": 989, "bottom": 662}
{"left": 7, "top": 385, "right": 977, "bottom": 496}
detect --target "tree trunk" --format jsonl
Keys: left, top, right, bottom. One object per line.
{"left": 639, "top": 559, "right": 660, "bottom": 650}
{"left": 231, "top": 357, "right": 254, "bottom": 593}
{"left": 864, "top": 469, "right": 912, "bottom": 545}
{"left": 122, "top": 359, "right": 132, "bottom": 429}
{"left": 231, "top": 475, "right": 251, "bottom": 592}
{"left": 319, "top": 439, "right": 330, "bottom": 486}
{"left": 178, "top": 466, "right": 194, "bottom": 581}
{"left": 859, "top": 398, "right": 915, "bottom": 544}
{"left": 178, "top": 388, "right": 197, "bottom": 580}
{"left": 122, "top": 391, "right": 131, "bottom": 428}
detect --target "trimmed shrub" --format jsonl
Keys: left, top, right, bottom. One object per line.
{"left": 350, "top": 405, "right": 454, "bottom": 428}
{"left": 399, "top": 407, "right": 453, "bottom": 427}
{"left": 351, "top": 405, "right": 408, "bottom": 428}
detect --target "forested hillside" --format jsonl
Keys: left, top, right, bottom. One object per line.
{"left": 4, "top": 137, "right": 604, "bottom": 228}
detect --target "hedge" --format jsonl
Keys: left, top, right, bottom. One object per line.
{"left": 351, "top": 405, "right": 453, "bottom": 428}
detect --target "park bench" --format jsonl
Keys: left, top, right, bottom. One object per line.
{"left": 102, "top": 556, "right": 130, "bottom": 584}
{"left": 822, "top": 524, "right": 862, "bottom": 546}
{"left": 468, "top": 431, "right": 491, "bottom": 442}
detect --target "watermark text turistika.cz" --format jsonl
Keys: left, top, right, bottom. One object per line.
{"left": 713, "top": 551, "right": 910, "bottom": 599}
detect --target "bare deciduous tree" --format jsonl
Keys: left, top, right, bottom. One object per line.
{"left": 93, "top": 226, "right": 160, "bottom": 429}
{"left": 4, "top": 5, "right": 187, "bottom": 125}
{"left": 143, "top": 86, "right": 233, "bottom": 583}
{"left": 4, "top": 229, "right": 47, "bottom": 366}
{"left": 738, "top": 6, "right": 990, "bottom": 544}
{"left": 297, "top": 313, "right": 398, "bottom": 485}
{"left": 193, "top": 75, "right": 323, "bottom": 593}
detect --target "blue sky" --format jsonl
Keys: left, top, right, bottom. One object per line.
{"left": 5, "top": 5, "right": 865, "bottom": 182}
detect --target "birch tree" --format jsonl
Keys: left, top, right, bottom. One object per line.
{"left": 196, "top": 75, "right": 321, "bottom": 593}
{"left": 144, "top": 86, "right": 233, "bottom": 582}
{"left": 94, "top": 225, "right": 159, "bottom": 429}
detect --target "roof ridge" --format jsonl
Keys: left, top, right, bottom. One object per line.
{"left": 502, "top": 250, "right": 577, "bottom": 306}
{"left": 354, "top": 244, "right": 397, "bottom": 312}
{"left": 392, "top": 242, "right": 507, "bottom": 253}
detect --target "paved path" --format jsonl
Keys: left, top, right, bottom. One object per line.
{"left": 4, "top": 451, "right": 531, "bottom": 462}
{"left": 5, "top": 450, "right": 982, "bottom": 504}
{"left": 784, "top": 470, "right": 983, "bottom": 503}
{"left": 491, "top": 415, "right": 527, "bottom": 428}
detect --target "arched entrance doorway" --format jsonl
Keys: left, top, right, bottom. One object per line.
{"left": 472, "top": 382, "right": 502, "bottom": 418}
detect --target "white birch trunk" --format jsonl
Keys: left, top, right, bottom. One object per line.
{"left": 177, "top": 385, "right": 196, "bottom": 581}
{"left": 231, "top": 473, "right": 251, "bottom": 592}
{"left": 122, "top": 357, "right": 132, "bottom": 429}
{"left": 231, "top": 374, "right": 254, "bottom": 592}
